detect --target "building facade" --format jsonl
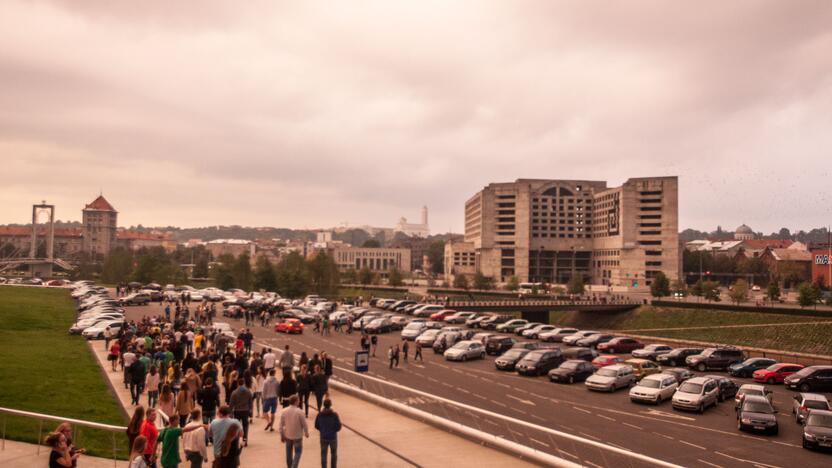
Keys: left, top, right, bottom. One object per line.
{"left": 82, "top": 195, "right": 118, "bottom": 258}
{"left": 462, "top": 177, "right": 679, "bottom": 289}
{"left": 332, "top": 247, "right": 411, "bottom": 276}
{"left": 444, "top": 240, "right": 477, "bottom": 279}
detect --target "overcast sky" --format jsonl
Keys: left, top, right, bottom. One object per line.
{"left": 2, "top": 1, "right": 831, "bottom": 234}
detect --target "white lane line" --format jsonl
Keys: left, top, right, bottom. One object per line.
{"left": 511, "top": 408, "right": 527, "bottom": 415}
{"left": 578, "top": 431, "right": 601, "bottom": 441}
{"left": 596, "top": 414, "right": 616, "bottom": 422}
{"left": 678, "top": 440, "right": 706, "bottom": 450}
{"left": 484, "top": 419, "right": 499, "bottom": 426}
{"left": 584, "top": 461, "right": 604, "bottom": 468}
{"left": 508, "top": 428, "right": 524, "bottom": 437}
{"left": 489, "top": 399, "right": 507, "bottom": 408}
{"left": 574, "top": 407, "right": 592, "bottom": 414}
{"left": 472, "top": 393, "right": 487, "bottom": 400}
{"left": 496, "top": 382, "right": 511, "bottom": 388}
{"left": 506, "top": 394, "right": 536, "bottom": 406}
{"left": 652, "top": 432, "right": 675, "bottom": 441}
{"left": 558, "top": 450, "right": 579, "bottom": 460}
{"left": 771, "top": 441, "right": 799, "bottom": 448}
{"left": 455, "top": 387, "right": 471, "bottom": 394}
{"left": 427, "top": 377, "right": 439, "bottom": 383}
{"left": 514, "top": 388, "right": 530, "bottom": 394}
{"left": 714, "top": 452, "right": 782, "bottom": 468}
{"left": 441, "top": 382, "right": 453, "bottom": 388}
{"left": 697, "top": 459, "right": 725, "bottom": 468}
{"left": 529, "top": 437, "right": 549, "bottom": 448}
{"left": 622, "top": 422, "right": 643, "bottom": 430}
{"left": 529, "top": 414, "right": 545, "bottom": 422}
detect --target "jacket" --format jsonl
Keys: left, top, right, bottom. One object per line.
{"left": 197, "top": 385, "right": 220, "bottom": 412}
{"left": 314, "top": 409, "right": 342, "bottom": 441}
{"left": 229, "top": 386, "right": 253, "bottom": 412}
{"left": 311, "top": 373, "right": 328, "bottom": 395}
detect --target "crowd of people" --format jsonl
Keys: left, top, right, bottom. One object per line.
{"left": 76, "top": 296, "right": 344, "bottom": 468}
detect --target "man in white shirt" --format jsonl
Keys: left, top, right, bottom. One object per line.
{"left": 186, "top": 330, "right": 195, "bottom": 353}
{"left": 263, "top": 348, "right": 276, "bottom": 372}
{"left": 279, "top": 395, "right": 308, "bottom": 468}
{"left": 122, "top": 348, "right": 136, "bottom": 389}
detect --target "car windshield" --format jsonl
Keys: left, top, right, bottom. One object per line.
{"left": 597, "top": 368, "right": 618, "bottom": 377}
{"left": 502, "top": 349, "right": 527, "bottom": 359}
{"left": 679, "top": 382, "right": 703, "bottom": 394}
{"left": 742, "top": 388, "right": 763, "bottom": 397}
{"left": 523, "top": 350, "right": 547, "bottom": 360}
{"left": 560, "top": 361, "right": 579, "bottom": 370}
{"left": 404, "top": 323, "right": 423, "bottom": 330}
{"left": 792, "top": 367, "right": 815, "bottom": 377}
{"left": 639, "top": 379, "right": 661, "bottom": 389}
{"left": 450, "top": 342, "right": 469, "bottom": 350}
{"left": 700, "top": 349, "right": 715, "bottom": 357}
{"left": 805, "top": 401, "right": 829, "bottom": 410}
{"left": 765, "top": 364, "right": 780, "bottom": 371}
{"left": 806, "top": 414, "right": 832, "bottom": 427}
{"left": 422, "top": 330, "right": 439, "bottom": 337}
{"left": 743, "top": 402, "right": 773, "bottom": 413}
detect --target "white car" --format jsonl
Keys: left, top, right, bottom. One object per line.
{"left": 585, "top": 364, "right": 635, "bottom": 392}
{"left": 401, "top": 321, "right": 428, "bottom": 340}
{"left": 629, "top": 373, "right": 679, "bottom": 404}
{"left": 444, "top": 341, "right": 486, "bottom": 361}
{"left": 212, "top": 322, "right": 235, "bottom": 338}
{"left": 672, "top": 377, "right": 720, "bottom": 413}
{"left": 539, "top": 327, "right": 579, "bottom": 343}
{"left": 82, "top": 321, "right": 124, "bottom": 339}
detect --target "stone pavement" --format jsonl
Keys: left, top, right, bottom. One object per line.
{"left": 0, "top": 439, "right": 117, "bottom": 468}
{"left": 88, "top": 340, "right": 535, "bottom": 467}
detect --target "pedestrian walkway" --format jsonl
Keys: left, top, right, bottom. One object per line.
{"left": 87, "top": 341, "right": 536, "bottom": 467}
{"left": 0, "top": 439, "right": 115, "bottom": 468}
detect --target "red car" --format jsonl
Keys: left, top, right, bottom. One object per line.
{"left": 591, "top": 355, "right": 625, "bottom": 370}
{"left": 429, "top": 309, "right": 456, "bottom": 321}
{"left": 597, "top": 337, "right": 645, "bottom": 354}
{"left": 275, "top": 318, "right": 304, "bottom": 334}
{"left": 753, "top": 363, "right": 804, "bottom": 384}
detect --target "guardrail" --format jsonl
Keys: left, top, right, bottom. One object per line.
{"left": 0, "top": 407, "right": 126, "bottom": 467}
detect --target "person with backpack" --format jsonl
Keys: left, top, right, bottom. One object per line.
{"left": 314, "top": 399, "right": 342, "bottom": 468}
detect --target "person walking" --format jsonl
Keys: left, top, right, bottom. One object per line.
{"left": 129, "top": 355, "right": 147, "bottom": 406}
{"left": 263, "top": 348, "right": 276, "bottom": 374}
{"left": 229, "top": 377, "right": 253, "bottom": 446}
{"left": 209, "top": 406, "right": 242, "bottom": 461}
{"left": 157, "top": 384, "right": 176, "bottom": 422}
{"left": 414, "top": 341, "right": 423, "bottom": 362}
{"left": 108, "top": 340, "right": 120, "bottom": 371}
{"left": 279, "top": 345, "right": 294, "bottom": 376}
{"left": 146, "top": 366, "right": 160, "bottom": 408}
{"left": 315, "top": 399, "right": 341, "bottom": 468}
{"left": 311, "top": 365, "right": 328, "bottom": 412}
{"left": 175, "top": 385, "right": 195, "bottom": 427}
{"left": 139, "top": 408, "right": 159, "bottom": 468}
{"left": 279, "top": 395, "right": 309, "bottom": 468}
{"left": 388, "top": 346, "right": 395, "bottom": 370}
{"left": 183, "top": 409, "right": 208, "bottom": 468}
{"left": 262, "top": 369, "right": 279, "bottom": 431}
{"left": 214, "top": 423, "right": 242, "bottom": 468}
{"left": 126, "top": 406, "right": 146, "bottom": 452}
{"left": 296, "top": 365, "right": 313, "bottom": 417}
{"left": 402, "top": 340, "right": 409, "bottom": 364}
{"left": 45, "top": 431, "right": 80, "bottom": 468}
{"left": 370, "top": 335, "right": 378, "bottom": 357}
{"left": 253, "top": 367, "right": 264, "bottom": 418}
{"left": 279, "top": 370, "right": 298, "bottom": 409}
{"left": 197, "top": 377, "right": 220, "bottom": 427}
{"left": 394, "top": 345, "right": 400, "bottom": 368}
{"left": 128, "top": 435, "right": 148, "bottom": 468}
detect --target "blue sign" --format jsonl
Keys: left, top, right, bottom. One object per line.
{"left": 355, "top": 351, "right": 369, "bottom": 373}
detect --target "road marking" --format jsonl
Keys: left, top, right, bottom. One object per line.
{"left": 427, "top": 377, "right": 439, "bottom": 383}
{"left": 506, "top": 394, "right": 536, "bottom": 406}
{"left": 508, "top": 428, "right": 524, "bottom": 437}
{"left": 559, "top": 424, "right": 574, "bottom": 431}
{"left": 578, "top": 431, "right": 601, "bottom": 441}
{"left": 678, "top": 440, "right": 706, "bottom": 450}
{"left": 608, "top": 442, "right": 631, "bottom": 452}
{"left": 496, "top": 382, "right": 511, "bottom": 388}
{"left": 441, "top": 382, "right": 453, "bottom": 388}
{"left": 642, "top": 409, "right": 696, "bottom": 421}
{"left": 584, "top": 461, "right": 603, "bottom": 468}
{"left": 558, "top": 450, "right": 579, "bottom": 460}
{"left": 596, "top": 414, "right": 616, "bottom": 422}
{"left": 574, "top": 407, "right": 592, "bottom": 414}
{"left": 529, "top": 414, "right": 545, "bottom": 422}
{"left": 714, "top": 452, "right": 782, "bottom": 468}
{"left": 652, "top": 432, "right": 675, "bottom": 441}
{"left": 622, "top": 422, "right": 643, "bottom": 430}
{"left": 484, "top": 419, "right": 499, "bottom": 426}
{"left": 472, "top": 393, "right": 487, "bottom": 400}
{"left": 770, "top": 441, "right": 799, "bottom": 448}
{"left": 514, "top": 388, "right": 530, "bottom": 394}
{"left": 455, "top": 387, "right": 471, "bottom": 394}
{"left": 697, "top": 459, "right": 725, "bottom": 468}
{"left": 529, "top": 437, "right": 550, "bottom": 448}
{"left": 489, "top": 399, "right": 507, "bottom": 408}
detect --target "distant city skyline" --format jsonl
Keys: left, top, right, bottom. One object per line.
{"left": 2, "top": 2, "right": 831, "bottom": 233}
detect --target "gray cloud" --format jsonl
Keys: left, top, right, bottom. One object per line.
{"left": 1, "top": 0, "right": 831, "bottom": 233}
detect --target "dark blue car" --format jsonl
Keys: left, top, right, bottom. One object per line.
{"left": 728, "top": 358, "right": 777, "bottom": 378}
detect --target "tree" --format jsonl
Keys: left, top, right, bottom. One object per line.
{"left": 650, "top": 272, "right": 670, "bottom": 298}
{"left": 361, "top": 239, "right": 381, "bottom": 248}
{"left": 472, "top": 271, "right": 494, "bottom": 290}
{"left": 275, "top": 251, "right": 310, "bottom": 298}
{"left": 253, "top": 256, "right": 277, "bottom": 291}
{"left": 453, "top": 274, "right": 470, "bottom": 290}
{"left": 505, "top": 275, "right": 520, "bottom": 291}
{"left": 567, "top": 275, "right": 585, "bottom": 295}
{"left": 192, "top": 256, "right": 209, "bottom": 279}
{"left": 671, "top": 279, "right": 687, "bottom": 298}
{"left": 765, "top": 282, "right": 781, "bottom": 304}
{"left": 388, "top": 268, "right": 403, "bottom": 287}
{"left": 690, "top": 279, "right": 704, "bottom": 300}
{"left": 728, "top": 279, "right": 749, "bottom": 305}
{"left": 341, "top": 268, "right": 358, "bottom": 284}
{"left": 101, "top": 247, "right": 133, "bottom": 284}
{"left": 427, "top": 240, "right": 445, "bottom": 275}
{"left": 702, "top": 280, "right": 721, "bottom": 302}
{"left": 797, "top": 282, "right": 818, "bottom": 308}
{"left": 358, "top": 267, "right": 374, "bottom": 286}
{"left": 212, "top": 254, "right": 236, "bottom": 290}
{"left": 232, "top": 253, "right": 253, "bottom": 290}
{"left": 308, "top": 253, "right": 339, "bottom": 295}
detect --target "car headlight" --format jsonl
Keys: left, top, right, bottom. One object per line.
{"left": 804, "top": 432, "right": 816, "bottom": 441}
{"left": 741, "top": 418, "right": 752, "bottom": 424}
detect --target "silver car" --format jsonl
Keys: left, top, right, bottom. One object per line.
{"left": 401, "top": 321, "right": 428, "bottom": 340}
{"left": 672, "top": 377, "right": 720, "bottom": 413}
{"left": 562, "top": 330, "right": 599, "bottom": 346}
{"left": 629, "top": 373, "right": 678, "bottom": 404}
{"left": 415, "top": 329, "right": 441, "bottom": 347}
{"left": 792, "top": 393, "right": 830, "bottom": 424}
{"left": 444, "top": 340, "right": 486, "bottom": 361}
{"left": 585, "top": 364, "right": 635, "bottom": 392}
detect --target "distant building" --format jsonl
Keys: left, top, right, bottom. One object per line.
{"left": 394, "top": 206, "right": 430, "bottom": 238}
{"left": 811, "top": 247, "right": 832, "bottom": 288}
{"left": 734, "top": 224, "right": 756, "bottom": 241}
{"left": 82, "top": 195, "right": 118, "bottom": 257}
{"left": 116, "top": 229, "right": 176, "bottom": 252}
{"left": 444, "top": 240, "right": 476, "bottom": 281}
{"left": 332, "top": 247, "right": 411, "bottom": 277}
{"left": 0, "top": 226, "right": 83, "bottom": 258}
{"left": 205, "top": 239, "right": 255, "bottom": 259}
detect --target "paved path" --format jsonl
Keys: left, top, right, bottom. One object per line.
{"left": 618, "top": 320, "right": 832, "bottom": 332}
{"left": 87, "top": 336, "right": 534, "bottom": 467}
{"left": 0, "top": 439, "right": 117, "bottom": 468}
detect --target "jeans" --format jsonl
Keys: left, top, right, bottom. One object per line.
{"left": 129, "top": 382, "right": 143, "bottom": 405}
{"left": 299, "top": 391, "right": 311, "bottom": 417}
{"left": 234, "top": 410, "right": 250, "bottom": 442}
{"left": 285, "top": 439, "right": 303, "bottom": 468}
{"left": 148, "top": 390, "right": 158, "bottom": 408}
{"left": 314, "top": 391, "right": 325, "bottom": 411}
{"left": 185, "top": 450, "right": 202, "bottom": 468}
{"left": 321, "top": 439, "right": 337, "bottom": 468}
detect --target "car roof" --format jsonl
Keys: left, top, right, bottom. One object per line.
{"left": 686, "top": 376, "right": 714, "bottom": 384}
{"left": 645, "top": 373, "right": 675, "bottom": 380}
{"left": 806, "top": 409, "right": 832, "bottom": 418}
{"left": 739, "top": 383, "right": 766, "bottom": 391}
{"left": 742, "top": 395, "right": 771, "bottom": 405}
{"left": 625, "top": 358, "right": 651, "bottom": 364}
{"left": 605, "top": 364, "right": 632, "bottom": 371}
{"left": 799, "top": 393, "right": 829, "bottom": 401}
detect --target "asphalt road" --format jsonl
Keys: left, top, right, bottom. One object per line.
{"left": 121, "top": 302, "right": 831, "bottom": 468}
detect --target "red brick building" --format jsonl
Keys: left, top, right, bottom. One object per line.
{"left": 811, "top": 248, "right": 832, "bottom": 288}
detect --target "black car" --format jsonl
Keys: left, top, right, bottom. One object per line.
{"left": 656, "top": 348, "right": 704, "bottom": 367}
{"left": 549, "top": 360, "right": 595, "bottom": 384}
{"left": 786, "top": 366, "right": 832, "bottom": 393}
{"left": 485, "top": 335, "right": 516, "bottom": 355}
{"left": 511, "top": 341, "right": 541, "bottom": 351}
{"left": 737, "top": 395, "right": 778, "bottom": 435}
{"left": 704, "top": 375, "right": 739, "bottom": 402}
{"left": 516, "top": 349, "right": 564, "bottom": 376}
{"left": 365, "top": 318, "right": 393, "bottom": 334}
{"left": 480, "top": 315, "right": 513, "bottom": 331}
{"left": 728, "top": 358, "right": 778, "bottom": 378}
{"left": 802, "top": 409, "right": 832, "bottom": 451}
{"left": 562, "top": 347, "right": 595, "bottom": 362}
{"left": 686, "top": 347, "right": 745, "bottom": 372}
{"left": 495, "top": 348, "right": 532, "bottom": 371}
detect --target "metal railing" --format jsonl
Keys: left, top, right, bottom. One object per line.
{"left": 0, "top": 407, "right": 127, "bottom": 467}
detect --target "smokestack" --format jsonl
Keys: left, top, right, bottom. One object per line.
{"left": 421, "top": 205, "right": 428, "bottom": 226}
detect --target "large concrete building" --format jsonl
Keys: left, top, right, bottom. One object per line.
{"left": 457, "top": 177, "right": 679, "bottom": 289}
{"left": 81, "top": 195, "right": 118, "bottom": 258}
{"left": 332, "top": 247, "right": 411, "bottom": 277}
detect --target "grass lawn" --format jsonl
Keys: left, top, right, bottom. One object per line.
{"left": 0, "top": 286, "right": 128, "bottom": 458}
{"left": 634, "top": 323, "right": 832, "bottom": 355}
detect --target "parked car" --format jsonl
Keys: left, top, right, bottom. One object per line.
{"left": 511, "top": 341, "right": 542, "bottom": 351}
{"left": 513, "top": 322, "right": 543, "bottom": 336}
{"left": 430, "top": 310, "right": 456, "bottom": 322}
{"left": 753, "top": 363, "right": 804, "bottom": 385}
{"left": 444, "top": 340, "right": 486, "bottom": 361}
{"left": 801, "top": 409, "right": 832, "bottom": 450}
{"left": 656, "top": 347, "right": 704, "bottom": 367}
{"left": 212, "top": 322, "right": 235, "bottom": 338}
{"left": 412, "top": 305, "right": 445, "bottom": 318}
{"left": 539, "top": 327, "right": 579, "bottom": 343}
{"left": 433, "top": 331, "right": 463, "bottom": 354}
{"left": 686, "top": 347, "right": 744, "bottom": 372}
{"left": 516, "top": 349, "right": 564, "bottom": 376}
{"left": 445, "top": 311, "right": 477, "bottom": 324}
{"left": 275, "top": 318, "right": 304, "bottom": 334}
{"left": 549, "top": 360, "right": 596, "bottom": 384}
{"left": 562, "top": 347, "right": 596, "bottom": 362}
{"left": 735, "top": 384, "right": 774, "bottom": 409}
{"left": 785, "top": 366, "right": 832, "bottom": 393}
{"left": 365, "top": 318, "right": 394, "bottom": 334}
{"left": 737, "top": 395, "right": 778, "bottom": 435}
{"left": 466, "top": 314, "right": 493, "bottom": 328}
{"left": 471, "top": 332, "right": 495, "bottom": 344}
{"left": 82, "top": 320, "right": 124, "bottom": 339}
{"left": 496, "top": 319, "right": 529, "bottom": 333}
{"left": 792, "top": 393, "right": 830, "bottom": 424}
{"left": 577, "top": 334, "right": 616, "bottom": 349}
{"left": 119, "top": 293, "right": 151, "bottom": 306}
{"left": 523, "top": 324, "right": 556, "bottom": 339}
{"left": 562, "top": 330, "right": 600, "bottom": 346}
{"left": 672, "top": 377, "right": 720, "bottom": 413}
{"left": 728, "top": 357, "right": 778, "bottom": 378}
{"left": 401, "top": 321, "right": 428, "bottom": 340}
{"left": 415, "top": 329, "right": 441, "bottom": 347}
{"left": 632, "top": 344, "right": 673, "bottom": 361}
{"left": 495, "top": 348, "right": 532, "bottom": 371}
{"left": 703, "top": 375, "right": 740, "bottom": 402}
{"left": 485, "top": 335, "right": 516, "bottom": 355}
{"left": 598, "top": 337, "right": 644, "bottom": 354}
{"left": 625, "top": 358, "right": 662, "bottom": 381}
{"left": 586, "top": 364, "right": 635, "bottom": 392}
{"left": 591, "top": 354, "right": 625, "bottom": 370}
{"left": 480, "top": 315, "right": 513, "bottom": 331}
{"left": 630, "top": 373, "right": 679, "bottom": 404}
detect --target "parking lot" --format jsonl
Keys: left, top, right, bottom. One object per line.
{"left": 118, "top": 297, "right": 830, "bottom": 468}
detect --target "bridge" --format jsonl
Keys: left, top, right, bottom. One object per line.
{"left": 0, "top": 202, "right": 74, "bottom": 277}
{"left": 0, "top": 257, "right": 74, "bottom": 275}
{"left": 444, "top": 299, "right": 642, "bottom": 323}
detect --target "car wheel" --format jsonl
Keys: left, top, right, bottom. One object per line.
{"left": 655, "top": 396, "right": 661, "bottom": 405}
{"left": 767, "top": 377, "right": 776, "bottom": 385}
{"left": 568, "top": 376, "right": 574, "bottom": 384}
{"left": 480, "top": 353, "right": 485, "bottom": 360}
{"left": 697, "top": 403, "right": 704, "bottom": 413}
{"left": 697, "top": 363, "right": 707, "bottom": 372}
{"left": 461, "top": 355, "right": 468, "bottom": 362}
{"left": 608, "top": 348, "right": 615, "bottom": 354}
{"left": 800, "top": 383, "right": 811, "bottom": 392}
{"left": 737, "top": 420, "right": 743, "bottom": 431}
{"left": 803, "top": 437, "right": 810, "bottom": 449}
{"left": 718, "top": 393, "right": 724, "bottom": 403}
{"left": 771, "top": 427, "right": 778, "bottom": 436}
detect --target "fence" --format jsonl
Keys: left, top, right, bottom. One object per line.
{"left": 0, "top": 407, "right": 127, "bottom": 467}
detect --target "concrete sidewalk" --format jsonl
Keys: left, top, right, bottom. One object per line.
{"left": 88, "top": 340, "right": 535, "bottom": 467}
{"left": 0, "top": 439, "right": 116, "bottom": 468}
